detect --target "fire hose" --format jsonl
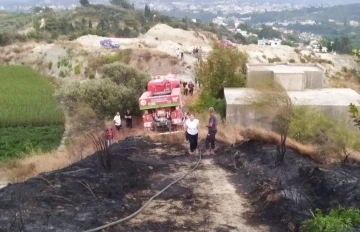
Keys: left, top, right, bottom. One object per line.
{"left": 83, "top": 149, "right": 203, "bottom": 232}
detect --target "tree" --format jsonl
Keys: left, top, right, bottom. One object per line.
{"left": 258, "top": 25, "right": 281, "bottom": 39}
{"left": 248, "top": 79, "right": 292, "bottom": 165}
{"left": 234, "top": 33, "right": 246, "bottom": 44}
{"left": 88, "top": 19, "right": 93, "bottom": 28}
{"left": 79, "top": 0, "right": 90, "bottom": 6}
{"left": 144, "top": 4, "right": 151, "bottom": 18}
{"left": 109, "top": 0, "right": 132, "bottom": 9}
{"left": 195, "top": 43, "right": 247, "bottom": 99}
{"left": 124, "top": 15, "right": 139, "bottom": 29}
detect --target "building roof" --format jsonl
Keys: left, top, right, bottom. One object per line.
{"left": 247, "top": 63, "right": 324, "bottom": 74}
{"left": 224, "top": 88, "right": 360, "bottom": 106}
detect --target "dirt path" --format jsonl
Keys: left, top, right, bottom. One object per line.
{"left": 123, "top": 142, "right": 268, "bottom": 231}
{"left": 194, "top": 158, "right": 267, "bottom": 231}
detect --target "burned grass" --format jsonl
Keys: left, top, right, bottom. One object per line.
{"left": 0, "top": 137, "right": 211, "bottom": 232}
{"left": 213, "top": 140, "right": 360, "bottom": 231}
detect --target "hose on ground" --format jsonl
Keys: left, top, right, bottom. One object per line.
{"left": 83, "top": 149, "right": 202, "bottom": 232}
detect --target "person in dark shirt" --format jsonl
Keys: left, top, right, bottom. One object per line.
{"left": 205, "top": 107, "right": 218, "bottom": 155}
{"left": 188, "top": 81, "right": 194, "bottom": 96}
{"left": 125, "top": 109, "right": 132, "bottom": 128}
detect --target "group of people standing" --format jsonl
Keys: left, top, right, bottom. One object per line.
{"left": 182, "top": 81, "right": 195, "bottom": 96}
{"left": 105, "top": 107, "right": 218, "bottom": 156}
{"left": 183, "top": 107, "right": 218, "bottom": 155}
{"left": 106, "top": 110, "right": 133, "bottom": 146}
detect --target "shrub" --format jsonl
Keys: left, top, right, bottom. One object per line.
{"left": 57, "top": 63, "right": 150, "bottom": 117}
{"left": 48, "top": 61, "right": 53, "bottom": 70}
{"left": 190, "top": 91, "right": 226, "bottom": 117}
{"left": 89, "top": 73, "right": 95, "bottom": 79}
{"left": 59, "top": 70, "right": 66, "bottom": 78}
{"left": 101, "top": 61, "right": 150, "bottom": 95}
{"left": 143, "top": 51, "right": 152, "bottom": 62}
{"left": 289, "top": 59, "right": 295, "bottom": 63}
{"left": 300, "top": 206, "right": 360, "bottom": 232}
{"left": 289, "top": 106, "right": 360, "bottom": 156}
{"left": 74, "top": 64, "right": 81, "bottom": 75}
{"left": 268, "top": 57, "right": 282, "bottom": 63}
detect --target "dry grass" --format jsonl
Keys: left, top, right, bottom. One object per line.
{"left": 1, "top": 134, "right": 96, "bottom": 184}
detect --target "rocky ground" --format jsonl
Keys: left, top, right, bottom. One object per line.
{"left": 1, "top": 137, "right": 359, "bottom": 232}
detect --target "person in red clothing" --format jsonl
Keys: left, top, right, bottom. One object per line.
{"left": 106, "top": 127, "right": 114, "bottom": 147}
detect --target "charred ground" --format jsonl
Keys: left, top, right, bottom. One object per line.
{"left": 213, "top": 140, "right": 360, "bottom": 231}
{"left": 0, "top": 137, "right": 359, "bottom": 232}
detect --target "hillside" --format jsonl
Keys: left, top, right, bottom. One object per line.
{"left": 1, "top": 4, "right": 360, "bottom": 232}
{"left": 1, "top": 137, "right": 359, "bottom": 231}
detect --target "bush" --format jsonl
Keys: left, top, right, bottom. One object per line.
{"left": 59, "top": 70, "right": 66, "bottom": 78}
{"left": 74, "top": 64, "right": 81, "bottom": 75}
{"left": 57, "top": 62, "right": 150, "bottom": 117}
{"left": 289, "top": 59, "right": 295, "bottom": 63}
{"left": 195, "top": 43, "right": 247, "bottom": 99}
{"left": 300, "top": 206, "right": 360, "bottom": 232}
{"left": 89, "top": 73, "right": 95, "bottom": 79}
{"left": 268, "top": 57, "right": 282, "bottom": 63}
{"left": 101, "top": 61, "right": 150, "bottom": 95}
{"left": 48, "top": 61, "right": 53, "bottom": 70}
{"left": 190, "top": 91, "right": 226, "bottom": 117}
{"left": 289, "top": 106, "right": 360, "bottom": 155}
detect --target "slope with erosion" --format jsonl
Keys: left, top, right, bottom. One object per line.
{"left": 0, "top": 24, "right": 212, "bottom": 81}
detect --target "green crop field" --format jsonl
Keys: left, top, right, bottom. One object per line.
{"left": 0, "top": 66, "right": 65, "bottom": 161}
{"left": 0, "top": 66, "right": 65, "bottom": 127}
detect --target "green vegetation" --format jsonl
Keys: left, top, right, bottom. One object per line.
{"left": 56, "top": 59, "right": 150, "bottom": 118}
{"left": 289, "top": 106, "right": 360, "bottom": 155}
{"left": 268, "top": 57, "right": 282, "bottom": 63}
{"left": 192, "top": 43, "right": 247, "bottom": 117}
{"left": 300, "top": 206, "right": 360, "bottom": 232}
{"left": 0, "top": 66, "right": 64, "bottom": 127}
{"left": 0, "top": 66, "right": 65, "bottom": 160}
{"left": 0, "top": 126, "right": 64, "bottom": 161}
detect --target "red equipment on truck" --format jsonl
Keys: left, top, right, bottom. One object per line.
{"left": 139, "top": 73, "right": 185, "bottom": 133}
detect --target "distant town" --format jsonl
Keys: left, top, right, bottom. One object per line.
{"left": 0, "top": 0, "right": 335, "bottom": 14}
{"left": 0, "top": 0, "right": 355, "bottom": 54}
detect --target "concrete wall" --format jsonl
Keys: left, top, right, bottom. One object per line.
{"left": 246, "top": 63, "right": 325, "bottom": 90}
{"left": 304, "top": 71, "right": 324, "bottom": 89}
{"left": 274, "top": 73, "right": 306, "bottom": 91}
{"left": 226, "top": 104, "right": 274, "bottom": 130}
{"left": 226, "top": 103, "right": 359, "bottom": 132}
{"left": 246, "top": 70, "right": 273, "bottom": 87}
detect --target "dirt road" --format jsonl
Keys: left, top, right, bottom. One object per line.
{"left": 122, "top": 140, "right": 268, "bottom": 232}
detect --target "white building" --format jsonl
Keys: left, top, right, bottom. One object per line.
{"left": 349, "top": 21, "right": 359, "bottom": 27}
{"left": 258, "top": 38, "right": 281, "bottom": 46}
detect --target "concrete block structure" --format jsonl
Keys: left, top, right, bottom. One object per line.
{"left": 224, "top": 63, "right": 360, "bottom": 131}
{"left": 246, "top": 63, "right": 325, "bottom": 91}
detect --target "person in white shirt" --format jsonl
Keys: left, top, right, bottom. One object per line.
{"left": 113, "top": 112, "right": 122, "bottom": 133}
{"left": 184, "top": 113, "right": 199, "bottom": 155}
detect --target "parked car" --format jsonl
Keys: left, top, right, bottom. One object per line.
{"left": 100, "top": 39, "right": 120, "bottom": 48}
